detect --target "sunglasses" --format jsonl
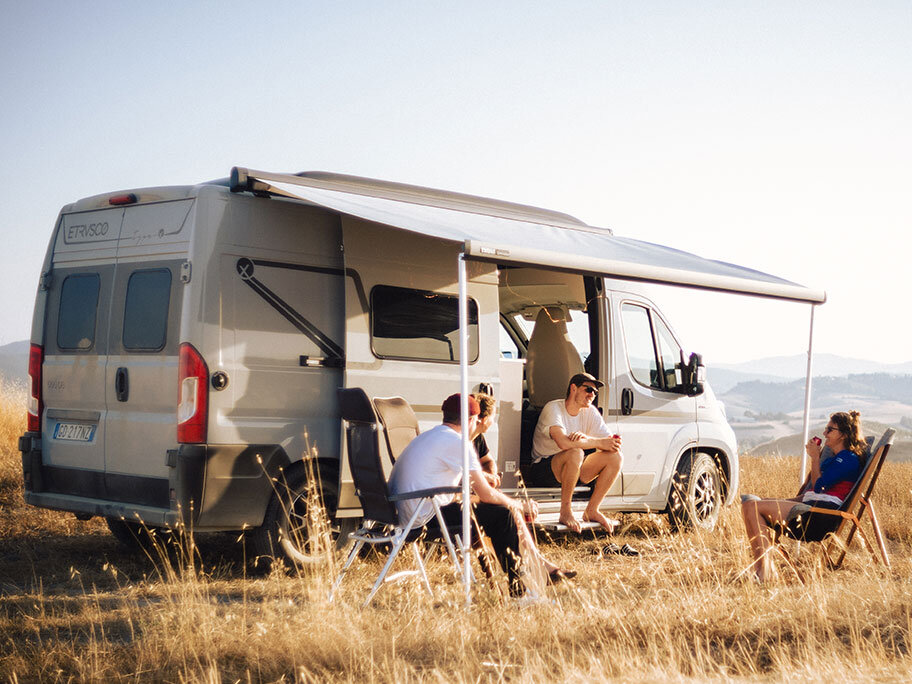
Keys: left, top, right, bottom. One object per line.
{"left": 581, "top": 385, "right": 598, "bottom": 396}
{"left": 823, "top": 426, "right": 839, "bottom": 434}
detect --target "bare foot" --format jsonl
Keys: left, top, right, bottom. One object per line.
{"left": 582, "top": 509, "right": 620, "bottom": 532}
{"left": 559, "top": 511, "right": 582, "bottom": 533}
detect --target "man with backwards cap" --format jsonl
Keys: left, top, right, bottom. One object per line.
{"left": 388, "top": 393, "right": 574, "bottom": 597}
{"left": 530, "top": 372, "right": 625, "bottom": 536}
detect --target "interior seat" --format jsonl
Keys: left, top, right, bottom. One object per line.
{"left": 525, "top": 306, "right": 584, "bottom": 409}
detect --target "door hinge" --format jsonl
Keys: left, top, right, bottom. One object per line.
{"left": 180, "top": 260, "right": 192, "bottom": 283}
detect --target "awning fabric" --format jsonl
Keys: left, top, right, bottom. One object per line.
{"left": 229, "top": 167, "right": 826, "bottom": 304}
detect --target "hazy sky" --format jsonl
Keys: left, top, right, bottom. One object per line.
{"left": 1, "top": 2, "right": 909, "bottom": 364}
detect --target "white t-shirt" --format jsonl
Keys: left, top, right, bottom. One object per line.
{"left": 531, "top": 398, "right": 614, "bottom": 463}
{"left": 387, "top": 423, "right": 481, "bottom": 526}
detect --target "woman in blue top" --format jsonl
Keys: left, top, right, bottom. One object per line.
{"left": 741, "top": 411, "right": 866, "bottom": 582}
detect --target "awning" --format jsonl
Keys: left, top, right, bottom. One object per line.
{"left": 229, "top": 167, "right": 826, "bottom": 304}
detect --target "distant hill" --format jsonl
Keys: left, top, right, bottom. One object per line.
{"left": 715, "top": 353, "right": 912, "bottom": 381}
{"left": 0, "top": 340, "right": 28, "bottom": 386}
{"left": 746, "top": 419, "right": 912, "bottom": 462}
{"left": 721, "top": 373, "right": 912, "bottom": 416}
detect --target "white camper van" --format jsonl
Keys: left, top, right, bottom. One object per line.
{"left": 20, "top": 167, "right": 820, "bottom": 566}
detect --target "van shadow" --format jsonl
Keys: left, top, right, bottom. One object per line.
{"left": 0, "top": 529, "right": 257, "bottom": 596}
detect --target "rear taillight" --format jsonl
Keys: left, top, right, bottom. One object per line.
{"left": 177, "top": 342, "right": 209, "bottom": 444}
{"left": 27, "top": 344, "right": 43, "bottom": 432}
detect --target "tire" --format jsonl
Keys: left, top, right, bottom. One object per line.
{"left": 106, "top": 517, "right": 180, "bottom": 551}
{"left": 251, "top": 459, "right": 351, "bottom": 569}
{"left": 667, "top": 452, "right": 722, "bottom": 531}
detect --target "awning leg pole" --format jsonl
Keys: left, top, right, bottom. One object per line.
{"left": 799, "top": 304, "right": 817, "bottom": 483}
{"left": 457, "top": 254, "right": 472, "bottom": 607}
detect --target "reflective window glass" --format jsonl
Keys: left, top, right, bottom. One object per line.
{"left": 371, "top": 285, "right": 478, "bottom": 362}
{"left": 57, "top": 274, "right": 100, "bottom": 350}
{"left": 123, "top": 269, "right": 171, "bottom": 351}
{"left": 621, "top": 303, "right": 660, "bottom": 389}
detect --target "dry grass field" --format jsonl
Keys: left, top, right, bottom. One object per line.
{"left": 2, "top": 378, "right": 912, "bottom": 682}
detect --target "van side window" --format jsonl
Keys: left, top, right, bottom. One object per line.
{"left": 370, "top": 285, "right": 478, "bottom": 363}
{"left": 620, "top": 303, "right": 660, "bottom": 389}
{"left": 123, "top": 269, "right": 172, "bottom": 351}
{"left": 654, "top": 316, "right": 682, "bottom": 391}
{"left": 57, "top": 274, "right": 101, "bottom": 350}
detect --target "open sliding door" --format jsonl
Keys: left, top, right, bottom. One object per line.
{"left": 335, "top": 217, "right": 501, "bottom": 512}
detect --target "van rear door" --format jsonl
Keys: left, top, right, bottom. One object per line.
{"left": 41, "top": 208, "right": 123, "bottom": 496}
{"left": 101, "top": 200, "right": 193, "bottom": 509}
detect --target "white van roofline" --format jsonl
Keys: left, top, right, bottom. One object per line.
{"left": 230, "top": 167, "right": 826, "bottom": 305}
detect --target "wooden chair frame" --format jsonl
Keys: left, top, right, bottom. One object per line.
{"left": 773, "top": 428, "right": 894, "bottom": 582}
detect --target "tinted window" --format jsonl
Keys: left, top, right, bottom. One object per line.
{"left": 371, "top": 285, "right": 478, "bottom": 362}
{"left": 123, "top": 269, "right": 171, "bottom": 351}
{"left": 655, "top": 316, "right": 682, "bottom": 391}
{"left": 621, "top": 303, "right": 660, "bottom": 389}
{"left": 57, "top": 274, "right": 100, "bottom": 350}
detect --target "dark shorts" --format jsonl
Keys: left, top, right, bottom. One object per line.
{"left": 784, "top": 500, "right": 842, "bottom": 540}
{"left": 528, "top": 457, "right": 561, "bottom": 487}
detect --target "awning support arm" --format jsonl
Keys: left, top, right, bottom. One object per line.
{"left": 457, "top": 254, "right": 472, "bottom": 606}
{"left": 799, "top": 304, "right": 817, "bottom": 482}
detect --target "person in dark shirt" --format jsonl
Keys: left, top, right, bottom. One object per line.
{"left": 472, "top": 392, "right": 499, "bottom": 486}
{"left": 741, "top": 411, "right": 866, "bottom": 582}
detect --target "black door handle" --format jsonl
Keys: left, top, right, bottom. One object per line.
{"left": 115, "top": 367, "right": 129, "bottom": 402}
{"left": 621, "top": 387, "right": 633, "bottom": 416}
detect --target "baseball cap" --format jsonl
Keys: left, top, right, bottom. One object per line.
{"left": 568, "top": 372, "right": 604, "bottom": 389}
{"left": 441, "top": 393, "right": 481, "bottom": 418}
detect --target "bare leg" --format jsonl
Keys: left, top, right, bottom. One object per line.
{"left": 741, "top": 498, "right": 796, "bottom": 582}
{"left": 580, "top": 450, "right": 622, "bottom": 531}
{"left": 512, "top": 509, "right": 559, "bottom": 573}
{"left": 550, "top": 449, "right": 584, "bottom": 532}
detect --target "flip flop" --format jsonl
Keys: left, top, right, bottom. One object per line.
{"left": 600, "top": 542, "right": 640, "bottom": 557}
{"left": 547, "top": 568, "right": 578, "bottom": 584}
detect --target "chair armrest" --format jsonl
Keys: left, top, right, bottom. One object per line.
{"left": 389, "top": 486, "right": 461, "bottom": 502}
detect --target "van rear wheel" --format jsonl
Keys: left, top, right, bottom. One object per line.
{"left": 667, "top": 452, "right": 722, "bottom": 531}
{"left": 252, "top": 460, "right": 350, "bottom": 569}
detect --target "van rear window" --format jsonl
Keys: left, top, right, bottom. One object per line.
{"left": 57, "top": 274, "right": 101, "bottom": 350}
{"left": 123, "top": 269, "right": 171, "bottom": 351}
{"left": 370, "top": 285, "right": 478, "bottom": 363}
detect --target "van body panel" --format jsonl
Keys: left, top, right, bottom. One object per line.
{"left": 204, "top": 195, "right": 345, "bottom": 465}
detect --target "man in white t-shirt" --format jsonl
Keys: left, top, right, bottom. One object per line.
{"left": 530, "top": 372, "right": 622, "bottom": 533}
{"left": 389, "top": 393, "right": 572, "bottom": 597}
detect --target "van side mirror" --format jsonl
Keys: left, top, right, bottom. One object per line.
{"left": 683, "top": 352, "right": 705, "bottom": 397}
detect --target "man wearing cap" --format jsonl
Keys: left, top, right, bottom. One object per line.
{"left": 389, "top": 393, "right": 571, "bottom": 597}
{"left": 530, "top": 372, "right": 623, "bottom": 533}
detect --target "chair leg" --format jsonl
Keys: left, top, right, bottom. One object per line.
{"left": 411, "top": 542, "right": 433, "bottom": 596}
{"left": 364, "top": 533, "right": 410, "bottom": 607}
{"left": 329, "top": 538, "right": 365, "bottom": 601}
{"left": 866, "top": 500, "right": 890, "bottom": 567}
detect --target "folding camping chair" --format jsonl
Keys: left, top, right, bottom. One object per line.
{"left": 330, "top": 387, "right": 466, "bottom": 607}
{"left": 373, "top": 394, "right": 502, "bottom": 588}
{"left": 773, "top": 428, "right": 895, "bottom": 581}
{"left": 373, "top": 395, "right": 420, "bottom": 464}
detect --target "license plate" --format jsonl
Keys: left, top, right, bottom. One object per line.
{"left": 54, "top": 422, "right": 96, "bottom": 442}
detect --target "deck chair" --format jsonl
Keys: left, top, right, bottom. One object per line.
{"left": 373, "top": 396, "right": 420, "bottom": 463}
{"left": 774, "top": 428, "right": 895, "bottom": 580}
{"left": 330, "top": 387, "right": 465, "bottom": 607}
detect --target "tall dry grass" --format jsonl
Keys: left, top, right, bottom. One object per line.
{"left": 2, "top": 380, "right": 912, "bottom": 682}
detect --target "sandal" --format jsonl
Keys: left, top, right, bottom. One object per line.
{"left": 600, "top": 542, "right": 640, "bottom": 557}
{"left": 547, "top": 568, "right": 578, "bottom": 584}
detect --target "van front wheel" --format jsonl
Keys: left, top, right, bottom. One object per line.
{"left": 667, "top": 452, "right": 722, "bottom": 531}
{"left": 252, "top": 460, "right": 349, "bottom": 569}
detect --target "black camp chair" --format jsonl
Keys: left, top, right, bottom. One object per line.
{"left": 773, "top": 428, "right": 895, "bottom": 582}
{"left": 330, "top": 388, "right": 466, "bottom": 607}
